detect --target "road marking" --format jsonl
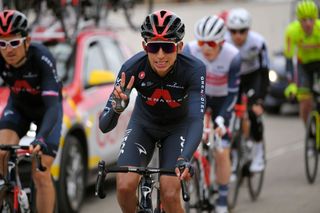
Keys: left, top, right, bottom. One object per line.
{"left": 266, "top": 141, "right": 304, "bottom": 160}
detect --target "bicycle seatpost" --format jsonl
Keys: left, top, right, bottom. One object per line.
{"left": 95, "top": 160, "right": 107, "bottom": 199}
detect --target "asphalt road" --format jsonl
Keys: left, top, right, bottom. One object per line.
{"left": 81, "top": 1, "right": 320, "bottom": 212}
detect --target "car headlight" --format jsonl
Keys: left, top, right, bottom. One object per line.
{"left": 269, "top": 69, "right": 278, "bottom": 83}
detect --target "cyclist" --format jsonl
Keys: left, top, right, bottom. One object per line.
{"left": 99, "top": 10, "right": 206, "bottom": 213}
{"left": 0, "top": 10, "right": 62, "bottom": 213}
{"left": 225, "top": 8, "right": 269, "bottom": 173}
{"left": 284, "top": 0, "right": 320, "bottom": 125}
{"left": 183, "top": 15, "right": 241, "bottom": 213}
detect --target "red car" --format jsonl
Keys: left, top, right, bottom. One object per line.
{"left": 0, "top": 29, "right": 135, "bottom": 213}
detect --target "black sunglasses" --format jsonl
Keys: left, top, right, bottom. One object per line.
{"left": 229, "top": 28, "right": 249, "bottom": 34}
{"left": 145, "top": 41, "right": 177, "bottom": 54}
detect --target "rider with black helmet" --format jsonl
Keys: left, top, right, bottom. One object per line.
{"left": 0, "top": 10, "right": 62, "bottom": 213}
{"left": 99, "top": 10, "right": 206, "bottom": 212}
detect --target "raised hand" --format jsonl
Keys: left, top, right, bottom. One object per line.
{"left": 112, "top": 72, "right": 135, "bottom": 113}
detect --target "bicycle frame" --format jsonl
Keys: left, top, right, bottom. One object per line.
{"left": 0, "top": 145, "right": 46, "bottom": 213}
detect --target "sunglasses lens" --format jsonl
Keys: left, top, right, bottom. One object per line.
{"left": 0, "top": 41, "right": 6, "bottom": 48}
{"left": 146, "top": 42, "right": 176, "bottom": 53}
{"left": 230, "top": 29, "right": 248, "bottom": 34}
{"left": 198, "top": 41, "right": 217, "bottom": 48}
{"left": 10, "top": 39, "right": 21, "bottom": 48}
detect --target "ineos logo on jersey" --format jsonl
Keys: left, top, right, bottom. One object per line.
{"left": 23, "top": 72, "right": 38, "bottom": 78}
{"left": 146, "top": 89, "right": 181, "bottom": 108}
{"left": 11, "top": 80, "right": 40, "bottom": 95}
{"left": 166, "top": 82, "right": 184, "bottom": 89}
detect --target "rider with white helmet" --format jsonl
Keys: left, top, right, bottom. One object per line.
{"left": 225, "top": 8, "right": 269, "bottom": 173}
{"left": 184, "top": 15, "right": 241, "bottom": 213}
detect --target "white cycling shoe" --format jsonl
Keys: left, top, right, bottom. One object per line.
{"left": 215, "top": 205, "right": 229, "bottom": 213}
{"left": 250, "top": 143, "right": 265, "bottom": 172}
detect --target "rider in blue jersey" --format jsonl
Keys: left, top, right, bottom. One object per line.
{"left": 184, "top": 15, "right": 241, "bottom": 213}
{"left": 0, "top": 10, "right": 62, "bottom": 213}
{"left": 99, "top": 9, "right": 206, "bottom": 213}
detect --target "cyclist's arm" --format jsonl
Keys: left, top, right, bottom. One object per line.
{"left": 37, "top": 54, "right": 62, "bottom": 140}
{"left": 218, "top": 54, "right": 241, "bottom": 120}
{"left": 257, "top": 42, "right": 270, "bottom": 102}
{"left": 180, "top": 63, "right": 206, "bottom": 161}
{"left": 99, "top": 65, "right": 132, "bottom": 133}
{"left": 284, "top": 24, "right": 297, "bottom": 81}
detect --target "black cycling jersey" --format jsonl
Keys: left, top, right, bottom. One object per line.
{"left": 0, "top": 43, "right": 62, "bottom": 141}
{"left": 100, "top": 51, "right": 206, "bottom": 161}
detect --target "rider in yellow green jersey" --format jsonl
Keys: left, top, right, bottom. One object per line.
{"left": 284, "top": 0, "right": 320, "bottom": 124}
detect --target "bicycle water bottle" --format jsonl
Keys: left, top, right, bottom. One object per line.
{"left": 18, "top": 189, "right": 30, "bottom": 213}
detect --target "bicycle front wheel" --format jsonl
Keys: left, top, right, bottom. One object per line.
{"left": 122, "top": 0, "right": 154, "bottom": 31}
{"left": 184, "top": 158, "right": 201, "bottom": 213}
{"left": 305, "top": 112, "right": 319, "bottom": 184}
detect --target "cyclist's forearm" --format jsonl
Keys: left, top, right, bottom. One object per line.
{"left": 219, "top": 92, "right": 238, "bottom": 120}
{"left": 285, "top": 58, "right": 294, "bottom": 81}
{"left": 37, "top": 103, "right": 60, "bottom": 139}
{"left": 180, "top": 118, "right": 203, "bottom": 161}
{"left": 99, "top": 106, "right": 120, "bottom": 133}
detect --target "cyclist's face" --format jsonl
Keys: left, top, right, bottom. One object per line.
{"left": 229, "top": 28, "right": 249, "bottom": 47}
{"left": 144, "top": 40, "right": 183, "bottom": 77}
{"left": 0, "top": 34, "right": 30, "bottom": 67}
{"left": 300, "top": 18, "right": 315, "bottom": 35}
{"left": 198, "top": 41, "right": 221, "bottom": 61}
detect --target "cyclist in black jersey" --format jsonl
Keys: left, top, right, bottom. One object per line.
{"left": 0, "top": 10, "right": 62, "bottom": 213}
{"left": 99, "top": 9, "right": 206, "bottom": 213}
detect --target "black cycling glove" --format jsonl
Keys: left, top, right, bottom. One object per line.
{"left": 112, "top": 87, "right": 131, "bottom": 113}
{"left": 30, "top": 138, "right": 48, "bottom": 153}
{"left": 175, "top": 158, "right": 194, "bottom": 177}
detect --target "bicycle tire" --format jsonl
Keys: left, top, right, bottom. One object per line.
{"left": 184, "top": 158, "right": 201, "bottom": 213}
{"left": 122, "top": 0, "right": 154, "bottom": 31}
{"left": 304, "top": 112, "right": 319, "bottom": 184}
{"left": 228, "top": 131, "right": 243, "bottom": 210}
{"left": 0, "top": 191, "right": 15, "bottom": 213}
{"left": 247, "top": 140, "right": 265, "bottom": 201}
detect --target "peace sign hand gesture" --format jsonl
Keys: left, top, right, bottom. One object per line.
{"left": 112, "top": 72, "right": 135, "bottom": 113}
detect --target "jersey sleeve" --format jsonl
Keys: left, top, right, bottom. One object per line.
{"left": 284, "top": 24, "right": 296, "bottom": 60}
{"left": 180, "top": 62, "right": 206, "bottom": 160}
{"left": 36, "top": 51, "right": 62, "bottom": 140}
{"left": 218, "top": 54, "right": 241, "bottom": 120}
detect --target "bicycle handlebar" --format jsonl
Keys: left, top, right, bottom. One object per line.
{"left": 95, "top": 161, "right": 190, "bottom": 202}
{"left": 0, "top": 144, "right": 46, "bottom": 172}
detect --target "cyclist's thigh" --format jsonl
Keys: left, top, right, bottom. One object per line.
{"left": 117, "top": 119, "right": 156, "bottom": 167}
{"left": 0, "top": 104, "right": 29, "bottom": 144}
{"left": 159, "top": 122, "right": 190, "bottom": 170}
{"left": 35, "top": 104, "right": 63, "bottom": 158}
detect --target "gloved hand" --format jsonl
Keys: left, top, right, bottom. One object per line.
{"left": 111, "top": 87, "right": 131, "bottom": 113}
{"left": 175, "top": 158, "right": 194, "bottom": 180}
{"left": 214, "top": 116, "right": 227, "bottom": 137}
{"left": 30, "top": 138, "right": 48, "bottom": 154}
{"left": 284, "top": 83, "right": 298, "bottom": 99}
{"left": 111, "top": 72, "right": 134, "bottom": 113}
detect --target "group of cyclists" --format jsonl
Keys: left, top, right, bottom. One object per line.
{"left": 0, "top": 0, "right": 319, "bottom": 213}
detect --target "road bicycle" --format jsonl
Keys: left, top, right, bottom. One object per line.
{"left": 84, "top": 0, "right": 154, "bottom": 31}
{"left": 304, "top": 69, "right": 320, "bottom": 184}
{"left": 95, "top": 142, "right": 190, "bottom": 213}
{"left": 227, "top": 91, "right": 265, "bottom": 210}
{"left": 0, "top": 144, "right": 46, "bottom": 213}
{"left": 184, "top": 109, "right": 223, "bottom": 213}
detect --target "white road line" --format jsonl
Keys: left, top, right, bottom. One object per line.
{"left": 266, "top": 141, "right": 304, "bottom": 160}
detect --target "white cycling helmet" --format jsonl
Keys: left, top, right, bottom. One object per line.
{"left": 194, "top": 15, "right": 226, "bottom": 43}
{"left": 227, "top": 8, "right": 251, "bottom": 29}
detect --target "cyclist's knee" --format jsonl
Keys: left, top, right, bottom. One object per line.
{"left": 160, "top": 176, "right": 180, "bottom": 203}
{"left": 32, "top": 169, "right": 53, "bottom": 188}
{"left": 116, "top": 173, "right": 139, "bottom": 196}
